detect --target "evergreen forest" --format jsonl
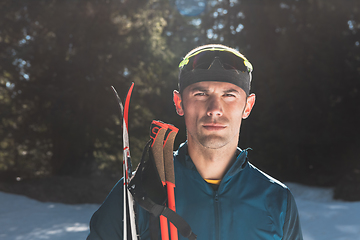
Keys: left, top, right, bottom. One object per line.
{"left": 1, "top": 0, "right": 360, "bottom": 201}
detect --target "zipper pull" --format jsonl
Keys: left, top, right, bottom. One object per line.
{"left": 214, "top": 192, "right": 219, "bottom": 202}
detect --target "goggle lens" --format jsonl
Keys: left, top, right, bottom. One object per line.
{"left": 180, "top": 49, "right": 252, "bottom": 73}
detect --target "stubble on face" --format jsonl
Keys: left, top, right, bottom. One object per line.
{"left": 181, "top": 82, "right": 247, "bottom": 151}
{"left": 188, "top": 115, "right": 233, "bottom": 150}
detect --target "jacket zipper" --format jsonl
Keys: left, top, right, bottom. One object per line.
{"left": 214, "top": 191, "right": 220, "bottom": 240}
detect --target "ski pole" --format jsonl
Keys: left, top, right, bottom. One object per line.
{"left": 149, "top": 120, "right": 169, "bottom": 240}
{"left": 163, "top": 123, "right": 179, "bottom": 240}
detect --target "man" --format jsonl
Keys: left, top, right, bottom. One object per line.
{"left": 87, "top": 44, "right": 303, "bottom": 239}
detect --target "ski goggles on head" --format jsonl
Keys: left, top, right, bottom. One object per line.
{"left": 179, "top": 46, "right": 253, "bottom": 73}
{"left": 178, "top": 45, "right": 254, "bottom": 95}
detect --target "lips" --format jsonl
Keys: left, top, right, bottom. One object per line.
{"left": 202, "top": 123, "right": 227, "bottom": 131}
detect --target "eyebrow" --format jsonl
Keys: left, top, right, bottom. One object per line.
{"left": 223, "top": 88, "right": 241, "bottom": 94}
{"left": 189, "top": 87, "right": 209, "bottom": 93}
{"left": 189, "top": 87, "right": 241, "bottom": 94}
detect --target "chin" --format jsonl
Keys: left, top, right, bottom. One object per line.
{"left": 199, "top": 137, "right": 229, "bottom": 149}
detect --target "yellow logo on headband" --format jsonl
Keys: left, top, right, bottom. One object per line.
{"left": 179, "top": 58, "right": 189, "bottom": 68}
{"left": 244, "top": 60, "right": 253, "bottom": 72}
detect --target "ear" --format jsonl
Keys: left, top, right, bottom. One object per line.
{"left": 242, "top": 93, "right": 255, "bottom": 119}
{"left": 173, "top": 90, "right": 184, "bottom": 116}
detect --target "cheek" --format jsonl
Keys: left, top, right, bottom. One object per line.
{"left": 229, "top": 103, "right": 246, "bottom": 126}
{"left": 182, "top": 103, "right": 201, "bottom": 128}
{"left": 183, "top": 107, "right": 196, "bottom": 125}
{"left": 236, "top": 118, "right": 243, "bottom": 129}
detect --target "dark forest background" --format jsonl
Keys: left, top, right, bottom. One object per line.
{"left": 1, "top": 0, "right": 360, "bottom": 202}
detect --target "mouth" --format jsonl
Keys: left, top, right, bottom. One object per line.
{"left": 202, "top": 123, "right": 227, "bottom": 131}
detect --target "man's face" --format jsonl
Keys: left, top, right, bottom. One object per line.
{"left": 174, "top": 81, "right": 255, "bottom": 150}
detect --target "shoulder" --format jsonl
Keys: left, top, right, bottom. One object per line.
{"left": 246, "top": 162, "right": 288, "bottom": 190}
{"left": 243, "top": 163, "right": 303, "bottom": 238}
{"left": 242, "top": 162, "right": 291, "bottom": 210}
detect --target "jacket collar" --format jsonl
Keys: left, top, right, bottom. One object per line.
{"left": 175, "top": 141, "right": 249, "bottom": 180}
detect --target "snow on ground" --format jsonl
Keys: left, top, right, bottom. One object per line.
{"left": 0, "top": 183, "right": 360, "bottom": 240}
{"left": 0, "top": 191, "right": 99, "bottom": 240}
{"left": 286, "top": 183, "right": 360, "bottom": 240}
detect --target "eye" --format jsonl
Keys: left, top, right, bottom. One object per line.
{"left": 224, "top": 93, "right": 236, "bottom": 97}
{"left": 194, "top": 92, "right": 206, "bottom": 96}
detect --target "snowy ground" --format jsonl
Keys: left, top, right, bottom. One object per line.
{"left": 0, "top": 183, "right": 359, "bottom": 240}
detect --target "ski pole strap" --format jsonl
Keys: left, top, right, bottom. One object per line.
{"left": 135, "top": 196, "right": 197, "bottom": 240}
{"left": 159, "top": 207, "right": 197, "bottom": 240}
{"left": 149, "top": 214, "right": 160, "bottom": 240}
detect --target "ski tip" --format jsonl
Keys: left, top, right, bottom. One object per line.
{"left": 129, "top": 82, "right": 135, "bottom": 92}
{"left": 124, "top": 83, "right": 135, "bottom": 130}
{"left": 110, "top": 85, "right": 124, "bottom": 116}
{"left": 111, "top": 85, "right": 118, "bottom": 97}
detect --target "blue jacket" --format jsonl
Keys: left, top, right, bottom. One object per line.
{"left": 88, "top": 142, "right": 303, "bottom": 240}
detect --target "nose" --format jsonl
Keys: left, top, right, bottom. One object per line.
{"left": 207, "top": 96, "right": 223, "bottom": 117}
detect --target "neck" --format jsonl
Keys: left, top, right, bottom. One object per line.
{"left": 187, "top": 137, "right": 238, "bottom": 180}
